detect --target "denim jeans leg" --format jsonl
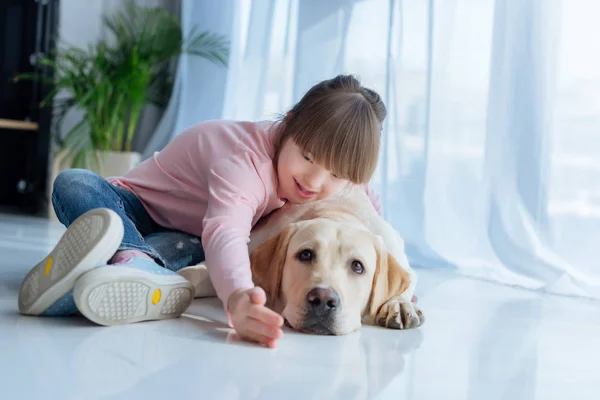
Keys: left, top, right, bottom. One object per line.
{"left": 51, "top": 168, "right": 164, "bottom": 262}
{"left": 143, "top": 231, "right": 206, "bottom": 272}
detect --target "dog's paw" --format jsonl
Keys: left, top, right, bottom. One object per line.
{"left": 377, "top": 299, "right": 425, "bottom": 330}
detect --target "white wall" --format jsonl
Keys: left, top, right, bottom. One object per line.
{"left": 59, "top": 0, "right": 174, "bottom": 46}
{"left": 58, "top": 0, "right": 104, "bottom": 47}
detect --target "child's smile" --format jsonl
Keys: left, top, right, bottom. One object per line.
{"left": 294, "top": 178, "right": 317, "bottom": 199}
{"left": 276, "top": 139, "right": 347, "bottom": 204}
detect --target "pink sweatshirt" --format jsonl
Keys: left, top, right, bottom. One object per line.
{"left": 108, "top": 120, "right": 382, "bottom": 308}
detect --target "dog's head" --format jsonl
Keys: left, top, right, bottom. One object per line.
{"left": 250, "top": 218, "right": 410, "bottom": 335}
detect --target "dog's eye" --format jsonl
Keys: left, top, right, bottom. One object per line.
{"left": 351, "top": 260, "right": 365, "bottom": 274}
{"left": 297, "top": 249, "right": 313, "bottom": 263}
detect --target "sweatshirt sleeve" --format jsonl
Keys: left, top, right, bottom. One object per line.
{"left": 362, "top": 183, "right": 383, "bottom": 216}
{"left": 201, "top": 153, "right": 266, "bottom": 315}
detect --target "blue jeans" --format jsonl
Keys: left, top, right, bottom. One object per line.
{"left": 51, "top": 169, "right": 206, "bottom": 272}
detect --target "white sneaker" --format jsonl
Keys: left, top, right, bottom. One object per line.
{"left": 74, "top": 257, "right": 195, "bottom": 326}
{"left": 18, "top": 208, "right": 124, "bottom": 316}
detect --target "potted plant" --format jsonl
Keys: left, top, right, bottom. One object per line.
{"left": 15, "top": 0, "right": 229, "bottom": 177}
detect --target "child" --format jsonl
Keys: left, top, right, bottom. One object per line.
{"left": 18, "top": 74, "right": 387, "bottom": 348}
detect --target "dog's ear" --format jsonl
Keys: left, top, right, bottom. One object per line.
{"left": 249, "top": 224, "right": 297, "bottom": 308}
{"left": 366, "top": 239, "right": 411, "bottom": 323}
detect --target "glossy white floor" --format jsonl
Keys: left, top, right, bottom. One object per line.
{"left": 1, "top": 212, "right": 599, "bottom": 400}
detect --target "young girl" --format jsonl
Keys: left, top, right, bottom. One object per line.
{"left": 18, "top": 74, "right": 387, "bottom": 348}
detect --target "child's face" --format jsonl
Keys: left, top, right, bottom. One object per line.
{"left": 277, "top": 139, "right": 348, "bottom": 204}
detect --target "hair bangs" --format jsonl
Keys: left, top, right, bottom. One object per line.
{"left": 289, "top": 93, "right": 381, "bottom": 184}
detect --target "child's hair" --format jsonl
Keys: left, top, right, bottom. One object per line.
{"left": 274, "top": 74, "right": 387, "bottom": 184}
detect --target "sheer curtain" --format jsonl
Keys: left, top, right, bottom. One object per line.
{"left": 173, "top": 0, "right": 600, "bottom": 301}
{"left": 143, "top": 0, "right": 235, "bottom": 157}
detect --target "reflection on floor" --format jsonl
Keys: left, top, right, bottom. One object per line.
{"left": 1, "top": 213, "right": 598, "bottom": 399}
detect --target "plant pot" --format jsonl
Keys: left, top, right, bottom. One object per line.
{"left": 47, "top": 149, "right": 142, "bottom": 220}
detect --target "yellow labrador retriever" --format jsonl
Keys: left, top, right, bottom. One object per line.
{"left": 180, "top": 185, "right": 424, "bottom": 335}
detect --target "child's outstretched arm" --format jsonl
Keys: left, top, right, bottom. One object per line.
{"left": 202, "top": 156, "right": 284, "bottom": 347}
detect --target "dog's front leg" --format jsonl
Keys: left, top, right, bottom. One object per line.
{"left": 376, "top": 261, "right": 425, "bottom": 330}
{"left": 372, "top": 222, "right": 425, "bottom": 330}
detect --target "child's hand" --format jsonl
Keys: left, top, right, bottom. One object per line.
{"left": 228, "top": 287, "right": 284, "bottom": 348}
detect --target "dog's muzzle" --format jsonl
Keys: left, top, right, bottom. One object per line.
{"left": 298, "top": 287, "right": 341, "bottom": 335}
{"left": 306, "top": 287, "right": 340, "bottom": 316}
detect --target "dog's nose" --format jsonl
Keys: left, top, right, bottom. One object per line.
{"left": 306, "top": 287, "right": 340, "bottom": 315}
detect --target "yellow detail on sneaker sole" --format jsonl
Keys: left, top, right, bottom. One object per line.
{"left": 44, "top": 257, "right": 53, "bottom": 276}
{"left": 152, "top": 289, "right": 161, "bottom": 305}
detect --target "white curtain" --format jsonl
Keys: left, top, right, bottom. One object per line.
{"left": 143, "top": 0, "right": 236, "bottom": 157}
{"left": 171, "top": 0, "right": 600, "bottom": 301}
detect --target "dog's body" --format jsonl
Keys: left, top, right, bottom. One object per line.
{"left": 181, "top": 185, "right": 424, "bottom": 335}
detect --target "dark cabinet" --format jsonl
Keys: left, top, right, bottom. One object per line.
{"left": 0, "top": 0, "right": 59, "bottom": 216}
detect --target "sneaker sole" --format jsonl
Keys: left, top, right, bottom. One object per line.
{"left": 18, "top": 208, "right": 124, "bottom": 316}
{"left": 74, "top": 267, "right": 195, "bottom": 326}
